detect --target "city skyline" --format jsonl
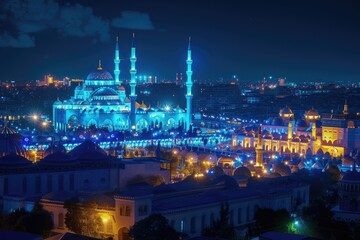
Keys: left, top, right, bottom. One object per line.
{"left": 0, "top": 0, "right": 360, "bottom": 83}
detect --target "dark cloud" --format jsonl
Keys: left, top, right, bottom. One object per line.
{"left": 112, "top": 11, "right": 155, "bottom": 30}
{"left": 0, "top": 31, "right": 35, "bottom": 47}
{"left": 0, "top": 0, "right": 110, "bottom": 47}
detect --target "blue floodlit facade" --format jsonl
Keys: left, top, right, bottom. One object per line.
{"left": 53, "top": 37, "right": 193, "bottom": 132}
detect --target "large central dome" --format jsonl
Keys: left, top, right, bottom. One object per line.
{"left": 87, "top": 69, "right": 113, "bottom": 80}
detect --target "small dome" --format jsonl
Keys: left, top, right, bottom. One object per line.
{"left": 273, "top": 163, "right": 291, "bottom": 176}
{"left": 280, "top": 106, "right": 293, "bottom": 115}
{"left": 118, "top": 85, "right": 125, "bottom": 91}
{"left": 53, "top": 99, "right": 62, "bottom": 105}
{"left": 218, "top": 156, "right": 236, "bottom": 164}
{"left": 0, "top": 125, "right": 26, "bottom": 157}
{"left": 208, "top": 166, "right": 225, "bottom": 177}
{"left": 86, "top": 69, "right": 113, "bottom": 80}
{"left": 233, "top": 167, "right": 251, "bottom": 177}
{"left": 305, "top": 108, "right": 320, "bottom": 118}
{"left": 92, "top": 87, "right": 119, "bottom": 97}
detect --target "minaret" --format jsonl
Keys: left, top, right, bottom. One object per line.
{"left": 288, "top": 121, "right": 293, "bottom": 140}
{"left": 186, "top": 37, "right": 193, "bottom": 131}
{"left": 311, "top": 121, "right": 316, "bottom": 139}
{"left": 343, "top": 99, "right": 348, "bottom": 115}
{"left": 114, "top": 36, "right": 121, "bottom": 85}
{"left": 255, "top": 125, "right": 263, "bottom": 166}
{"left": 98, "top": 59, "right": 102, "bottom": 70}
{"left": 129, "top": 33, "right": 137, "bottom": 129}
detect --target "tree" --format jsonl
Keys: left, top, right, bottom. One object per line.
{"left": 129, "top": 213, "right": 181, "bottom": 240}
{"left": 1, "top": 203, "right": 53, "bottom": 238}
{"left": 64, "top": 198, "right": 101, "bottom": 238}
{"left": 16, "top": 203, "right": 53, "bottom": 237}
{"left": 255, "top": 208, "right": 291, "bottom": 235}
{"left": 202, "top": 203, "right": 236, "bottom": 239}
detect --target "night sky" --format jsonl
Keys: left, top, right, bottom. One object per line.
{"left": 0, "top": 0, "right": 359, "bottom": 83}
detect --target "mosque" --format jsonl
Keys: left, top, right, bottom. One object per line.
{"left": 53, "top": 36, "right": 194, "bottom": 132}
{"left": 233, "top": 101, "right": 360, "bottom": 158}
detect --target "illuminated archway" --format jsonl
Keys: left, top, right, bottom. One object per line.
{"left": 87, "top": 119, "right": 97, "bottom": 128}
{"left": 136, "top": 118, "right": 148, "bottom": 131}
{"left": 68, "top": 115, "right": 79, "bottom": 129}
{"left": 167, "top": 118, "right": 176, "bottom": 128}
{"left": 101, "top": 119, "right": 113, "bottom": 131}
{"left": 114, "top": 118, "right": 127, "bottom": 130}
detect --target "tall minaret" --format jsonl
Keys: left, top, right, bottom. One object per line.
{"left": 186, "top": 37, "right": 193, "bottom": 131}
{"left": 311, "top": 121, "right": 317, "bottom": 140}
{"left": 255, "top": 125, "right": 263, "bottom": 166}
{"left": 114, "top": 36, "right": 121, "bottom": 85}
{"left": 129, "top": 33, "right": 137, "bottom": 129}
{"left": 343, "top": 99, "right": 348, "bottom": 115}
{"left": 288, "top": 121, "right": 293, "bottom": 149}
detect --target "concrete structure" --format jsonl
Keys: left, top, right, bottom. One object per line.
{"left": 39, "top": 175, "right": 309, "bottom": 239}
{"left": 0, "top": 139, "right": 170, "bottom": 214}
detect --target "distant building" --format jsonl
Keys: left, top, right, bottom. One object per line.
{"left": 233, "top": 101, "right": 360, "bottom": 158}
{"left": 53, "top": 37, "right": 194, "bottom": 132}
{"left": 332, "top": 166, "right": 360, "bottom": 223}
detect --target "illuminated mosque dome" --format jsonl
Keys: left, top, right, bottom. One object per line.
{"left": 279, "top": 106, "right": 294, "bottom": 120}
{"left": 86, "top": 68, "right": 113, "bottom": 81}
{"left": 305, "top": 108, "right": 320, "bottom": 120}
{"left": 280, "top": 106, "right": 293, "bottom": 115}
{"left": 92, "top": 88, "right": 120, "bottom": 101}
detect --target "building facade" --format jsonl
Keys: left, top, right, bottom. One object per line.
{"left": 233, "top": 103, "right": 360, "bottom": 158}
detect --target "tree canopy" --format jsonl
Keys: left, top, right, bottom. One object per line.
{"left": 129, "top": 213, "right": 181, "bottom": 240}
{"left": 64, "top": 198, "right": 102, "bottom": 238}
{"left": 202, "top": 203, "right": 236, "bottom": 239}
